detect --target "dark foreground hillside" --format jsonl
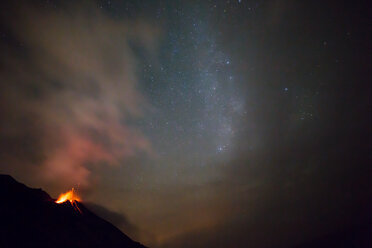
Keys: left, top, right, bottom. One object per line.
{"left": 0, "top": 174, "right": 147, "bottom": 248}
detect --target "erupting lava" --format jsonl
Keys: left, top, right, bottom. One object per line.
{"left": 55, "top": 188, "right": 82, "bottom": 213}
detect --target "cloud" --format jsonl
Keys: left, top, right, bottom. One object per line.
{"left": 0, "top": 2, "right": 156, "bottom": 188}
{"left": 84, "top": 202, "right": 140, "bottom": 237}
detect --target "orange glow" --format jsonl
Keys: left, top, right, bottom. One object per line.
{"left": 56, "top": 188, "right": 82, "bottom": 213}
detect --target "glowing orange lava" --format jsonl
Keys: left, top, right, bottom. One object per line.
{"left": 56, "top": 188, "right": 82, "bottom": 213}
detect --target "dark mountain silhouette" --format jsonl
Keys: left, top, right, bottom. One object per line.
{"left": 0, "top": 174, "right": 147, "bottom": 248}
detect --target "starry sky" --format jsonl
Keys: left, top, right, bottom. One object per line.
{"left": 0, "top": 1, "right": 370, "bottom": 247}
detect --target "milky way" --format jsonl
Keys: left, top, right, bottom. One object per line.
{"left": 140, "top": 2, "right": 246, "bottom": 165}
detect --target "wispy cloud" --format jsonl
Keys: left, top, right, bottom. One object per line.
{"left": 0, "top": 3, "right": 157, "bottom": 188}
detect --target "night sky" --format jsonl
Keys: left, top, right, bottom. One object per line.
{"left": 0, "top": 1, "right": 370, "bottom": 247}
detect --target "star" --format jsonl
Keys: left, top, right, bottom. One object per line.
{"left": 217, "top": 146, "right": 224, "bottom": 152}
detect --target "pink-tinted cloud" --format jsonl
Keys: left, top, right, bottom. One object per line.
{"left": 0, "top": 3, "right": 156, "bottom": 188}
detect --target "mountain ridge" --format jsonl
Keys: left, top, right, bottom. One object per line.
{"left": 0, "top": 174, "right": 147, "bottom": 248}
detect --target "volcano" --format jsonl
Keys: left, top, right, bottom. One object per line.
{"left": 0, "top": 174, "right": 147, "bottom": 248}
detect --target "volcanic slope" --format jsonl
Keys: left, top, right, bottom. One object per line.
{"left": 0, "top": 174, "right": 147, "bottom": 248}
